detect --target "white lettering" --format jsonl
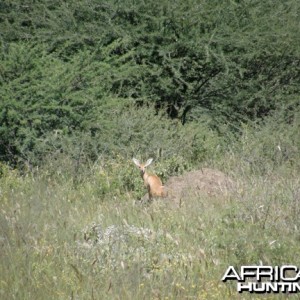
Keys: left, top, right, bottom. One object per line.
{"left": 223, "top": 265, "right": 300, "bottom": 294}
{"left": 257, "top": 266, "right": 273, "bottom": 282}
{"left": 281, "top": 266, "right": 298, "bottom": 282}
{"left": 222, "top": 266, "right": 241, "bottom": 282}
{"left": 238, "top": 282, "right": 300, "bottom": 293}
{"left": 264, "top": 282, "right": 278, "bottom": 292}
{"left": 237, "top": 282, "right": 253, "bottom": 293}
{"left": 241, "top": 266, "right": 257, "bottom": 281}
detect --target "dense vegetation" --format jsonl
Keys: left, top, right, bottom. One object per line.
{"left": 1, "top": 0, "right": 299, "bottom": 166}
{"left": 0, "top": 0, "right": 300, "bottom": 299}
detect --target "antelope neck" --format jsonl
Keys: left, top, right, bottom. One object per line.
{"left": 141, "top": 170, "right": 148, "bottom": 180}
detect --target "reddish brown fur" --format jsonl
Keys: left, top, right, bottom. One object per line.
{"left": 133, "top": 158, "right": 167, "bottom": 200}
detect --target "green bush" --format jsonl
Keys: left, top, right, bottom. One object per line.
{"left": 1, "top": 0, "right": 299, "bottom": 167}
{"left": 218, "top": 106, "right": 300, "bottom": 175}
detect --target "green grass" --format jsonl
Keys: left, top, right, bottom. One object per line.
{"left": 0, "top": 157, "right": 300, "bottom": 299}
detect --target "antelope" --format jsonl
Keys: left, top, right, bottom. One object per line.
{"left": 132, "top": 158, "right": 167, "bottom": 201}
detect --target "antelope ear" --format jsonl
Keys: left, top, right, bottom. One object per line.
{"left": 132, "top": 158, "right": 141, "bottom": 167}
{"left": 144, "top": 158, "right": 153, "bottom": 167}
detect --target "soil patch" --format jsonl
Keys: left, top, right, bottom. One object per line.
{"left": 164, "top": 168, "right": 234, "bottom": 204}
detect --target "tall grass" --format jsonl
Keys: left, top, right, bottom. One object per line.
{"left": 1, "top": 112, "right": 299, "bottom": 299}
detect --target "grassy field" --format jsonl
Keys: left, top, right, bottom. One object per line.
{"left": 1, "top": 151, "right": 299, "bottom": 299}
{"left": 1, "top": 1, "right": 299, "bottom": 298}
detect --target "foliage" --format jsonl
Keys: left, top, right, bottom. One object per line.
{"left": 1, "top": 0, "right": 300, "bottom": 165}
{"left": 0, "top": 2, "right": 299, "bottom": 298}
{"left": 217, "top": 106, "right": 300, "bottom": 175}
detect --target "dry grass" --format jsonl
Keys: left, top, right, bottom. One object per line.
{"left": 0, "top": 160, "right": 299, "bottom": 299}
{"left": 164, "top": 167, "right": 235, "bottom": 206}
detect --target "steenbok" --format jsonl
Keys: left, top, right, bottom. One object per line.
{"left": 132, "top": 158, "right": 167, "bottom": 201}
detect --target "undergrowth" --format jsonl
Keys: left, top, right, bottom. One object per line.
{"left": 1, "top": 114, "right": 299, "bottom": 299}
